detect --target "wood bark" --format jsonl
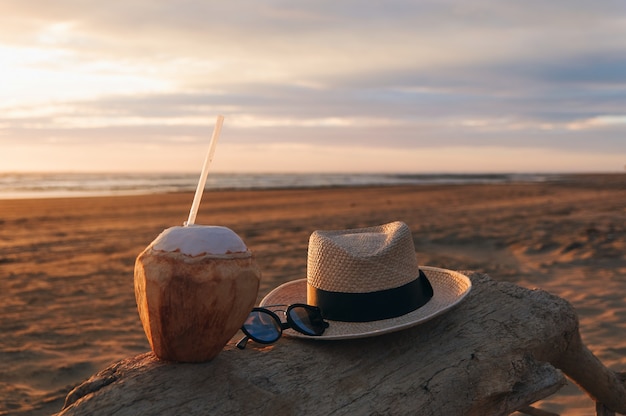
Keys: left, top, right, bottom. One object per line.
{"left": 56, "top": 273, "right": 626, "bottom": 416}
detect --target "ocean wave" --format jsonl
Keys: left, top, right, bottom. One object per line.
{"left": 0, "top": 172, "right": 557, "bottom": 200}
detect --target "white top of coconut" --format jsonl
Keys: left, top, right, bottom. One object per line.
{"left": 150, "top": 225, "right": 249, "bottom": 256}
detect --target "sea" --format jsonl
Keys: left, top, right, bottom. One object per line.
{"left": 0, "top": 172, "right": 559, "bottom": 200}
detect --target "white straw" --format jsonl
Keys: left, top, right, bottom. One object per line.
{"left": 185, "top": 115, "right": 224, "bottom": 226}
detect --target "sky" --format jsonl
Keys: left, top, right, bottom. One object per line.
{"left": 1, "top": 0, "right": 625, "bottom": 173}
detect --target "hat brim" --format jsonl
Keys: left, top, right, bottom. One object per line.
{"left": 260, "top": 266, "right": 472, "bottom": 340}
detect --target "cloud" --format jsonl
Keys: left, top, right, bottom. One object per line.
{"left": 1, "top": 0, "right": 625, "bottom": 172}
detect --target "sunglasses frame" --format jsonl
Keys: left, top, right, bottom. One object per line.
{"left": 236, "top": 303, "right": 328, "bottom": 349}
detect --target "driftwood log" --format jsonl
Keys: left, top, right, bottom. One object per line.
{"left": 56, "top": 273, "right": 626, "bottom": 415}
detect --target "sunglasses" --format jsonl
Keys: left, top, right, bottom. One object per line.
{"left": 236, "top": 303, "right": 329, "bottom": 349}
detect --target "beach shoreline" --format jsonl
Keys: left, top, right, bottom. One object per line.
{"left": 1, "top": 174, "right": 624, "bottom": 415}
{"left": 0, "top": 171, "right": 614, "bottom": 201}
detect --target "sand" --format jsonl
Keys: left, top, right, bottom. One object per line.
{"left": 0, "top": 174, "right": 624, "bottom": 415}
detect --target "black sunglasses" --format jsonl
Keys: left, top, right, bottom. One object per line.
{"left": 236, "top": 304, "right": 329, "bottom": 349}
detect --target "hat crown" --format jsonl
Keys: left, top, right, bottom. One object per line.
{"left": 307, "top": 221, "right": 419, "bottom": 293}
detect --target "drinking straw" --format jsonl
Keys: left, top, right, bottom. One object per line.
{"left": 185, "top": 115, "right": 224, "bottom": 226}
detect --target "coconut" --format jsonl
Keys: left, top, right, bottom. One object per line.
{"left": 134, "top": 225, "right": 261, "bottom": 362}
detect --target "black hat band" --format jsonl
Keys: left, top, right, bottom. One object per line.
{"left": 308, "top": 270, "right": 434, "bottom": 322}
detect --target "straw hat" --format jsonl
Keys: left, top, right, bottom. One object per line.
{"left": 261, "top": 221, "right": 471, "bottom": 340}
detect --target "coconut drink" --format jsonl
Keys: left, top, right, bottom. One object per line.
{"left": 134, "top": 225, "right": 260, "bottom": 362}
{"left": 134, "top": 116, "right": 261, "bottom": 362}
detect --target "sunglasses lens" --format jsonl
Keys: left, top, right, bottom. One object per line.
{"left": 242, "top": 310, "right": 281, "bottom": 343}
{"left": 288, "top": 306, "right": 328, "bottom": 336}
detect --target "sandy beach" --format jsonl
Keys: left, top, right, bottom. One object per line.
{"left": 1, "top": 174, "right": 624, "bottom": 415}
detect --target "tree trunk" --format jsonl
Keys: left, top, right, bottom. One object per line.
{"left": 56, "top": 273, "right": 626, "bottom": 416}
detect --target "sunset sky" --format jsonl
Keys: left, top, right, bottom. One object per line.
{"left": 1, "top": 1, "right": 625, "bottom": 173}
